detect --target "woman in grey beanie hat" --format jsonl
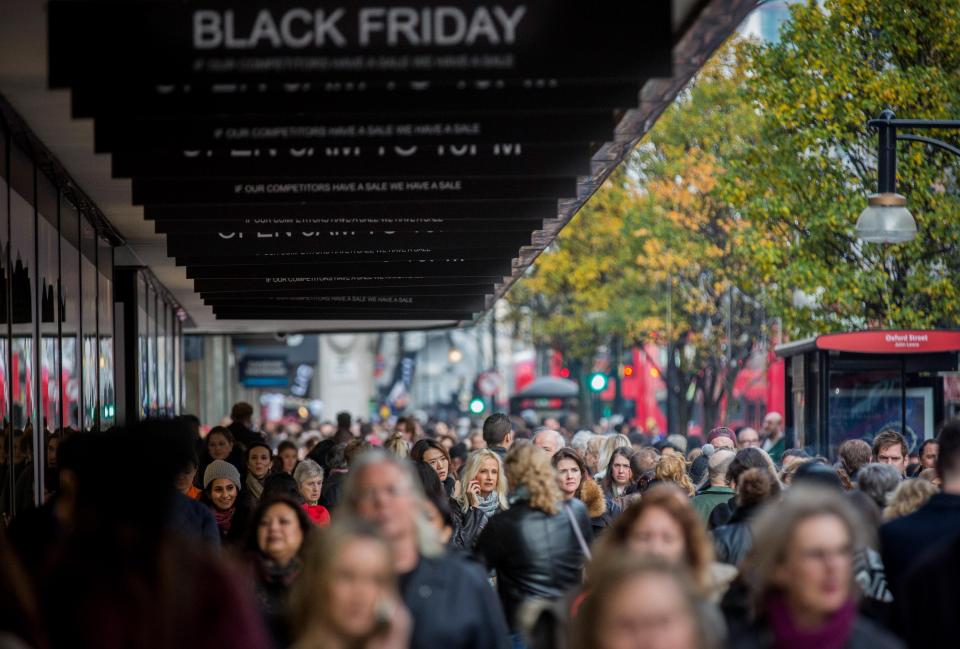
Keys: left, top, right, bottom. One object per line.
{"left": 202, "top": 459, "right": 253, "bottom": 546}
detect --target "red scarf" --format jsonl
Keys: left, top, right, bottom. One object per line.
{"left": 767, "top": 594, "right": 856, "bottom": 649}
{"left": 213, "top": 506, "right": 235, "bottom": 536}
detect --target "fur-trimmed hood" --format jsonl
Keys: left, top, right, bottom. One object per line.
{"left": 579, "top": 478, "right": 607, "bottom": 518}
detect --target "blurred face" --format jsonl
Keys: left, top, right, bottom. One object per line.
{"left": 585, "top": 444, "right": 600, "bottom": 473}
{"left": 557, "top": 458, "right": 582, "bottom": 498}
{"left": 326, "top": 538, "right": 394, "bottom": 640}
{"left": 762, "top": 415, "right": 782, "bottom": 438}
{"left": 280, "top": 447, "right": 299, "bottom": 474}
{"left": 47, "top": 437, "right": 60, "bottom": 468}
{"left": 712, "top": 436, "right": 735, "bottom": 451}
{"left": 208, "top": 433, "right": 232, "bottom": 460}
{"left": 470, "top": 434, "right": 486, "bottom": 449}
{"left": 424, "top": 498, "right": 452, "bottom": 544}
{"left": 175, "top": 465, "right": 198, "bottom": 494}
{"left": 248, "top": 446, "right": 272, "bottom": 479}
{"left": 921, "top": 442, "right": 938, "bottom": 469}
{"left": 775, "top": 514, "right": 853, "bottom": 624}
{"left": 476, "top": 457, "right": 500, "bottom": 496}
{"left": 353, "top": 463, "right": 417, "bottom": 542}
{"left": 422, "top": 448, "right": 449, "bottom": 482}
{"left": 534, "top": 431, "right": 561, "bottom": 457}
{"left": 628, "top": 507, "right": 686, "bottom": 565}
{"left": 209, "top": 478, "right": 237, "bottom": 511}
{"left": 595, "top": 573, "right": 699, "bottom": 649}
{"left": 300, "top": 475, "right": 324, "bottom": 505}
{"left": 737, "top": 428, "right": 760, "bottom": 449}
{"left": 257, "top": 503, "right": 304, "bottom": 566}
{"left": 611, "top": 455, "right": 632, "bottom": 486}
{"left": 876, "top": 443, "right": 907, "bottom": 474}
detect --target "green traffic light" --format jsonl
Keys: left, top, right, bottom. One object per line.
{"left": 588, "top": 372, "right": 608, "bottom": 392}
{"left": 469, "top": 398, "right": 486, "bottom": 414}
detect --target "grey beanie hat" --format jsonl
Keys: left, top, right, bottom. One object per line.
{"left": 204, "top": 459, "right": 242, "bottom": 490}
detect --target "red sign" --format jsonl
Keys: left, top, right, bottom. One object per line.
{"left": 816, "top": 330, "right": 960, "bottom": 354}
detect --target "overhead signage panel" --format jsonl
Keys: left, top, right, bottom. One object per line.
{"left": 49, "top": 1, "right": 671, "bottom": 85}
{"left": 94, "top": 112, "right": 616, "bottom": 153}
{"left": 173, "top": 244, "right": 522, "bottom": 266}
{"left": 193, "top": 276, "right": 500, "bottom": 293}
{"left": 211, "top": 309, "right": 475, "bottom": 321}
{"left": 70, "top": 80, "right": 641, "bottom": 118}
{"left": 164, "top": 230, "right": 531, "bottom": 255}
{"left": 185, "top": 258, "right": 513, "bottom": 279}
{"left": 144, "top": 199, "right": 557, "bottom": 221}
{"left": 132, "top": 176, "right": 578, "bottom": 204}
{"left": 203, "top": 294, "right": 485, "bottom": 310}
{"left": 112, "top": 142, "right": 593, "bottom": 179}
{"left": 200, "top": 284, "right": 493, "bottom": 299}
{"left": 153, "top": 216, "right": 544, "bottom": 234}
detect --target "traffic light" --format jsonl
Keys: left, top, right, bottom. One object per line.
{"left": 588, "top": 372, "right": 609, "bottom": 392}
{"left": 469, "top": 397, "right": 486, "bottom": 415}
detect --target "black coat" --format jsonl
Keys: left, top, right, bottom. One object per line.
{"left": 476, "top": 499, "right": 592, "bottom": 632}
{"left": 879, "top": 493, "right": 960, "bottom": 599}
{"left": 450, "top": 500, "right": 491, "bottom": 551}
{"left": 712, "top": 504, "right": 758, "bottom": 567}
{"left": 400, "top": 553, "right": 510, "bottom": 649}
{"left": 897, "top": 533, "right": 960, "bottom": 648}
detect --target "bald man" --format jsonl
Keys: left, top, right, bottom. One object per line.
{"left": 761, "top": 412, "right": 785, "bottom": 465}
{"left": 532, "top": 427, "right": 565, "bottom": 457}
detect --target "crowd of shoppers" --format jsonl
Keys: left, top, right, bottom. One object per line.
{"left": 3, "top": 404, "right": 959, "bottom": 648}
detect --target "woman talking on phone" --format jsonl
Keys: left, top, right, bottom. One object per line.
{"left": 451, "top": 448, "right": 510, "bottom": 550}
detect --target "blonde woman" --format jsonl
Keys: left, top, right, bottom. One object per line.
{"left": 383, "top": 433, "right": 409, "bottom": 459}
{"left": 451, "top": 448, "right": 509, "bottom": 549}
{"left": 477, "top": 444, "right": 593, "bottom": 640}
{"left": 654, "top": 453, "right": 696, "bottom": 497}
{"left": 884, "top": 478, "right": 938, "bottom": 521}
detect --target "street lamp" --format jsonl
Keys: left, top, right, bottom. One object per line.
{"left": 858, "top": 109, "right": 960, "bottom": 243}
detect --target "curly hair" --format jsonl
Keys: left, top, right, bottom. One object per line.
{"left": 883, "top": 478, "right": 937, "bottom": 521}
{"left": 655, "top": 453, "right": 695, "bottom": 496}
{"left": 504, "top": 444, "right": 562, "bottom": 515}
{"left": 592, "top": 484, "right": 715, "bottom": 596}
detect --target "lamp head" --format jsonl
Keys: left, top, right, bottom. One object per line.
{"left": 856, "top": 193, "right": 916, "bottom": 243}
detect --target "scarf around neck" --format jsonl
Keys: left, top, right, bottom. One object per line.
{"left": 767, "top": 593, "right": 856, "bottom": 649}
{"left": 213, "top": 506, "right": 236, "bottom": 536}
{"left": 246, "top": 472, "right": 264, "bottom": 501}
{"left": 476, "top": 491, "right": 502, "bottom": 517}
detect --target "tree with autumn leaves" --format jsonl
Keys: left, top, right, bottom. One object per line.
{"left": 508, "top": 0, "right": 960, "bottom": 433}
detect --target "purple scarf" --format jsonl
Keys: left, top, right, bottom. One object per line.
{"left": 767, "top": 594, "right": 856, "bottom": 649}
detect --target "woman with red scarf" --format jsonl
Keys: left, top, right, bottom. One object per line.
{"left": 293, "top": 459, "right": 331, "bottom": 526}
{"left": 201, "top": 459, "right": 254, "bottom": 547}
{"left": 729, "top": 486, "right": 903, "bottom": 649}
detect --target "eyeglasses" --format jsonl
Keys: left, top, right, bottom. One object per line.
{"left": 796, "top": 544, "right": 854, "bottom": 563}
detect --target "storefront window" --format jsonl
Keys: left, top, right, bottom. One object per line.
{"left": 59, "top": 197, "right": 81, "bottom": 432}
{"left": 0, "top": 124, "right": 11, "bottom": 518}
{"left": 137, "top": 272, "right": 148, "bottom": 419}
{"left": 157, "top": 297, "right": 167, "bottom": 417}
{"left": 80, "top": 215, "right": 98, "bottom": 431}
{"left": 38, "top": 172, "right": 60, "bottom": 503}
{"left": 147, "top": 283, "right": 158, "bottom": 417}
{"left": 98, "top": 239, "right": 114, "bottom": 426}
{"left": 10, "top": 142, "right": 37, "bottom": 513}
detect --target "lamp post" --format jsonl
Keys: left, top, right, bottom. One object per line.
{"left": 857, "top": 109, "right": 960, "bottom": 243}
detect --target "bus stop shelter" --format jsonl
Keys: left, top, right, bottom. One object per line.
{"left": 776, "top": 330, "right": 960, "bottom": 458}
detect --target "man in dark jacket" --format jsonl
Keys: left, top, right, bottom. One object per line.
{"left": 343, "top": 451, "right": 510, "bottom": 649}
{"left": 482, "top": 413, "right": 514, "bottom": 459}
{"left": 880, "top": 419, "right": 960, "bottom": 601}
{"left": 227, "top": 402, "right": 265, "bottom": 451}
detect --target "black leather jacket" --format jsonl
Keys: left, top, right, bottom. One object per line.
{"left": 712, "top": 504, "right": 758, "bottom": 566}
{"left": 476, "top": 499, "right": 593, "bottom": 631}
